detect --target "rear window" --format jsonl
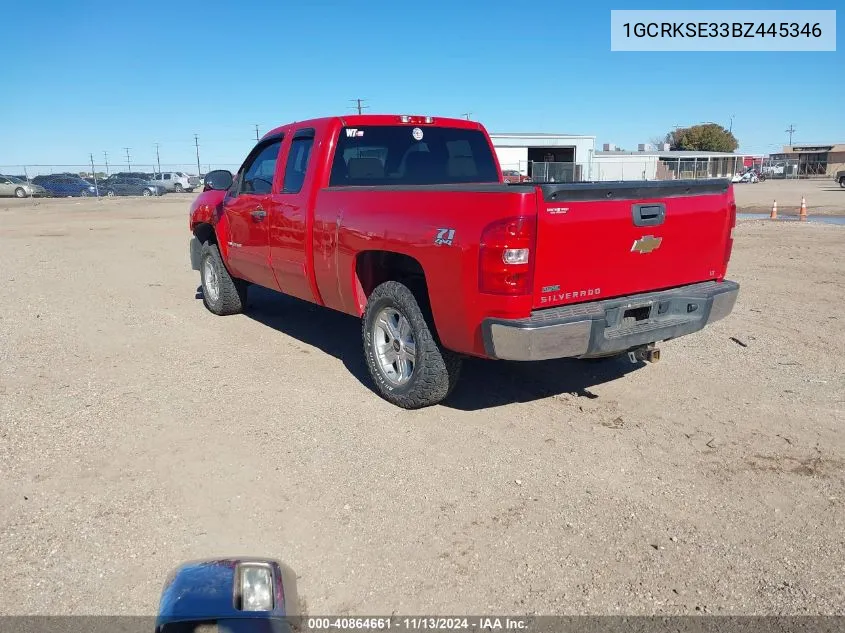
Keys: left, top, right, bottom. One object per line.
{"left": 329, "top": 126, "right": 499, "bottom": 187}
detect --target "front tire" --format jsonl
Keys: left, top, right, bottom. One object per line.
{"left": 80, "top": 189, "right": 89, "bottom": 197}
{"left": 174, "top": 183, "right": 184, "bottom": 193}
{"left": 839, "top": 177, "right": 845, "bottom": 188}
{"left": 362, "top": 281, "right": 461, "bottom": 409}
{"left": 142, "top": 188, "right": 152, "bottom": 197}
{"left": 199, "top": 241, "right": 247, "bottom": 316}
{"left": 14, "top": 187, "right": 27, "bottom": 198}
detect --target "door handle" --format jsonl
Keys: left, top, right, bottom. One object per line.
{"left": 251, "top": 208, "right": 267, "bottom": 221}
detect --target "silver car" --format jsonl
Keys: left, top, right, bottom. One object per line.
{"left": 0, "top": 175, "right": 48, "bottom": 198}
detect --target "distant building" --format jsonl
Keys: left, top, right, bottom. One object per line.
{"left": 771, "top": 144, "right": 845, "bottom": 177}
{"left": 594, "top": 149, "right": 747, "bottom": 181}
{"left": 490, "top": 133, "right": 597, "bottom": 182}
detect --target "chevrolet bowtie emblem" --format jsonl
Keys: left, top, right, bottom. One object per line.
{"left": 631, "top": 235, "right": 663, "bottom": 254}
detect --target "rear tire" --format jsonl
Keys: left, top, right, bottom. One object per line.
{"left": 199, "top": 241, "right": 247, "bottom": 316}
{"left": 142, "top": 188, "right": 152, "bottom": 197}
{"left": 14, "top": 187, "right": 26, "bottom": 198}
{"left": 80, "top": 189, "right": 89, "bottom": 197}
{"left": 174, "top": 183, "right": 184, "bottom": 192}
{"left": 839, "top": 177, "right": 845, "bottom": 188}
{"left": 362, "top": 281, "right": 461, "bottom": 409}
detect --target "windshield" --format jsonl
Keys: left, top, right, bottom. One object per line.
{"left": 329, "top": 126, "right": 499, "bottom": 186}
{"left": 7, "top": 176, "right": 24, "bottom": 183}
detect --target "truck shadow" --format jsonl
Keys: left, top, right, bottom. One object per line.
{"left": 222, "top": 285, "right": 640, "bottom": 412}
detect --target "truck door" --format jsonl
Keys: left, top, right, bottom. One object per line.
{"left": 223, "top": 137, "right": 283, "bottom": 290}
{"left": 266, "top": 128, "right": 317, "bottom": 302}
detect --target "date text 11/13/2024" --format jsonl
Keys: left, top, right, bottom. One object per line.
{"left": 306, "top": 617, "right": 529, "bottom": 630}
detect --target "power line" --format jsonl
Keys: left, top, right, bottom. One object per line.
{"left": 123, "top": 147, "right": 132, "bottom": 172}
{"left": 254, "top": 124, "right": 260, "bottom": 141}
{"left": 785, "top": 124, "right": 796, "bottom": 145}
{"left": 350, "top": 98, "right": 369, "bottom": 115}
{"left": 103, "top": 151, "right": 109, "bottom": 176}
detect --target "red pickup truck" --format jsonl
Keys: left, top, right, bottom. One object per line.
{"left": 189, "top": 114, "right": 739, "bottom": 409}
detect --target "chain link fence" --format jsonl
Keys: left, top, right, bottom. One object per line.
{"left": 501, "top": 157, "right": 803, "bottom": 183}
{"left": 0, "top": 164, "right": 240, "bottom": 180}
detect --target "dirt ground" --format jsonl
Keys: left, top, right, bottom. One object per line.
{"left": 733, "top": 177, "right": 844, "bottom": 215}
{"left": 1, "top": 196, "right": 843, "bottom": 616}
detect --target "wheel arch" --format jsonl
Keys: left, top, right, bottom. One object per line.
{"left": 354, "top": 250, "right": 431, "bottom": 315}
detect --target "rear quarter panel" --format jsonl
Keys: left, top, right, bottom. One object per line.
{"left": 312, "top": 187, "right": 538, "bottom": 356}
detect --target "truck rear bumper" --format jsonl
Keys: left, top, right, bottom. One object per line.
{"left": 481, "top": 280, "right": 739, "bottom": 361}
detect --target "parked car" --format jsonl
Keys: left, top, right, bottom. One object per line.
{"left": 835, "top": 169, "right": 845, "bottom": 188}
{"left": 150, "top": 171, "right": 200, "bottom": 192}
{"left": 31, "top": 174, "right": 98, "bottom": 197}
{"left": 0, "top": 175, "right": 49, "bottom": 198}
{"left": 502, "top": 169, "right": 531, "bottom": 183}
{"left": 188, "top": 114, "right": 739, "bottom": 409}
{"left": 101, "top": 176, "right": 166, "bottom": 197}
{"left": 112, "top": 171, "right": 154, "bottom": 180}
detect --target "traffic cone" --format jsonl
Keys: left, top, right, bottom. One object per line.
{"left": 799, "top": 197, "right": 807, "bottom": 221}
{"left": 770, "top": 200, "right": 777, "bottom": 220}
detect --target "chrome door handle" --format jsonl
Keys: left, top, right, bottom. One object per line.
{"left": 251, "top": 208, "right": 266, "bottom": 220}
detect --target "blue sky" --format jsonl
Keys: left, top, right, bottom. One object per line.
{"left": 1, "top": 0, "right": 842, "bottom": 170}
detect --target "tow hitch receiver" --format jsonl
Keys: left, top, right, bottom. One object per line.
{"left": 628, "top": 344, "right": 661, "bottom": 364}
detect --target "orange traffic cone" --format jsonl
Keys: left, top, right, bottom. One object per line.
{"left": 770, "top": 200, "right": 778, "bottom": 219}
{"left": 799, "top": 197, "right": 807, "bottom": 221}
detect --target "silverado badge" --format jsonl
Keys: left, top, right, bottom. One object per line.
{"left": 631, "top": 235, "right": 662, "bottom": 254}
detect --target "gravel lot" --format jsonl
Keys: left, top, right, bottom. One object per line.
{"left": 1, "top": 196, "right": 843, "bottom": 616}
{"left": 733, "top": 177, "right": 844, "bottom": 216}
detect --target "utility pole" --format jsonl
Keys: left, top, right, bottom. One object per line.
{"left": 729, "top": 114, "right": 735, "bottom": 134}
{"left": 89, "top": 153, "right": 100, "bottom": 197}
{"left": 124, "top": 147, "right": 131, "bottom": 172}
{"left": 194, "top": 134, "right": 202, "bottom": 176}
{"left": 103, "top": 151, "right": 110, "bottom": 177}
{"left": 154, "top": 143, "right": 161, "bottom": 176}
{"left": 785, "top": 124, "right": 796, "bottom": 146}
{"left": 254, "top": 124, "right": 260, "bottom": 142}
{"left": 350, "top": 98, "right": 369, "bottom": 115}
{"left": 462, "top": 113, "right": 472, "bottom": 121}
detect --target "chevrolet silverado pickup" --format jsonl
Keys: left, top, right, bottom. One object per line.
{"left": 188, "top": 114, "right": 739, "bottom": 409}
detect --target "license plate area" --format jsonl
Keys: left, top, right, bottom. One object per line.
{"left": 623, "top": 305, "right": 651, "bottom": 325}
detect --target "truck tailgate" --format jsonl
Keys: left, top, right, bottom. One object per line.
{"left": 532, "top": 180, "right": 734, "bottom": 309}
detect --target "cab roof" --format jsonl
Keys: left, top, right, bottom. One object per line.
{"left": 263, "top": 114, "right": 484, "bottom": 140}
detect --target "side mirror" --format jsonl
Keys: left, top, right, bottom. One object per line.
{"left": 204, "top": 170, "right": 234, "bottom": 191}
{"left": 156, "top": 557, "right": 300, "bottom": 633}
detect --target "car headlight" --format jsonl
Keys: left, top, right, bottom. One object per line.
{"left": 238, "top": 563, "right": 274, "bottom": 611}
{"left": 88, "top": 186, "right": 96, "bottom": 191}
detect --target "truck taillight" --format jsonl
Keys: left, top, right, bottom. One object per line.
{"left": 479, "top": 216, "right": 536, "bottom": 295}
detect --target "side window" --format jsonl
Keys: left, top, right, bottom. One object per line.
{"left": 282, "top": 130, "right": 315, "bottom": 194}
{"left": 164, "top": 174, "right": 171, "bottom": 180}
{"left": 240, "top": 139, "right": 282, "bottom": 195}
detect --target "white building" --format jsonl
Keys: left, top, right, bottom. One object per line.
{"left": 588, "top": 149, "right": 748, "bottom": 181}
{"left": 490, "top": 133, "right": 596, "bottom": 181}
{"left": 490, "top": 131, "right": 748, "bottom": 182}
